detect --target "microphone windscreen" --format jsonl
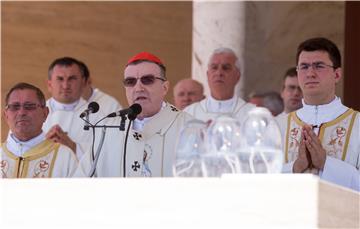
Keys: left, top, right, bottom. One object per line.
{"left": 89, "top": 101, "right": 100, "bottom": 113}
{"left": 130, "top": 103, "right": 142, "bottom": 115}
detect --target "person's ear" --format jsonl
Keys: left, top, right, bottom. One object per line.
{"left": 162, "top": 80, "right": 170, "bottom": 96}
{"left": 46, "top": 79, "right": 52, "bottom": 93}
{"left": 42, "top": 107, "right": 49, "bottom": 122}
{"left": 334, "top": 67, "right": 342, "bottom": 83}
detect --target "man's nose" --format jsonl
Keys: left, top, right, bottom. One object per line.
{"left": 133, "top": 79, "right": 145, "bottom": 91}
{"left": 214, "top": 68, "right": 224, "bottom": 76}
{"left": 183, "top": 95, "right": 191, "bottom": 102}
{"left": 61, "top": 80, "right": 71, "bottom": 88}
{"left": 294, "top": 87, "right": 302, "bottom": 96}
{"left": 305, "top": 66, "right": 317, "bottom": 77}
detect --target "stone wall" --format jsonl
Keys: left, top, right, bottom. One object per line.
{"left": 1, "top": 2, "right": 192, "bottom": 140}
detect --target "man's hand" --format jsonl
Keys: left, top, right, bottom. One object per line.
{"left": 293, "top": 130, "right": 310, "bottom": 173}
{"left": 302, "top": 125, "right": 326, "bottom": 170}
{"left": 46, "top": 125, "right": 76, "bottom": 153}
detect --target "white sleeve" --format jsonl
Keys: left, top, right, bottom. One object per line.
{"left": 281, "top": 161, "right": 295, "bottom": 173}
{"left": 320, "top": 156, "right": 360, "bottom": 192}
{"left": 72, "top": 150, "right": 92, "bottom": 177}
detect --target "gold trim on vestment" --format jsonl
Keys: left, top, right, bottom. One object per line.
{"left": 2, "top": 140, "right": 60, "bottom": 178}
{"left": 285, "top": 109, "right": 357, "bottom": 164}
{"left": 285, "top": 112, "right": 305, "bottom": 163}
{"left": 48, "top": 144, "right": 60, "bottom": 177}
{"left": 318, "top": 109, "right": 355, "bottom": 161}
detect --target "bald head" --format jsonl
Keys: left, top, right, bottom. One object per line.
{"left": 173, "top": 78, "right": 205, "bottom": 110}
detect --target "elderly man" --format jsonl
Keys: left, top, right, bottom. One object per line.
{"left": 44, "top": 57, "right": 108, "bottom": 159}
{"left": 173, "top": 78, "right": 205, "bottom": 110}
{"left": 184, "top": 48, "right": 255, "bottom": 123}
{"left": 1, "top": 83, "right": 78, "bottom": 178}
{"left": 76, "top": 52, "right": 193, "bottom": 177}
{"left": 281, "top": 37, "right": 359, "bottom": 191}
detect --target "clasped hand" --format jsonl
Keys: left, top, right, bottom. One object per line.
{"left": 46, "top": 124, "right": 76, "bottom": 154}
{"left": 293, "top": 125, "right": 326, "bottom": 173}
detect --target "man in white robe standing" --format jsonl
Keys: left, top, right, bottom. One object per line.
{"left": 173, "top": 78, "right": 205, "bottom": 110}
{"left": 43, "top": 57, "right": 109, "bottom": 160}
{"left": 280, "top": 37, "right": 360, "bottom": 191}
{"left": 184, "top": 48, "right": 255, "bottom": 124}
{"left": 76, "top": 52, "right": 193, "bottom": 177}
{"left": 81, "top": 61, "right": 123, "bottom": 116}
{"left": 1, "top": 83, "right": 77, "bottom": 178}
{"left": 275, "top": 67, "right": 303, "bottom": 131}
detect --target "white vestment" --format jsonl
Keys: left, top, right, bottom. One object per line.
{"left": 86, "top": 88, "right": 122, "bottom": 116}
{"left": 75, "top": 103, "right": 194, "bottom": 177}
{"left": 0, "top": 133, "right": 77, "bottom": 178}
{"left": 275, "top": 111, "right": 287, "bottom": 133}
{"left": 184, "top": 96, "right": 255, "bottom": 123}
{"left": 279, "top": 97, "right": 360, "bottom": 191}
{"left": 43, "top": 98, "right": 110, "bottom": 159}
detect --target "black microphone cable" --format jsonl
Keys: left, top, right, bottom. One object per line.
{"left": 123, "top": 119, "right": 133, "bottom": 177}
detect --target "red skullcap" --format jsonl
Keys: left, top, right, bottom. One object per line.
{"left": 126, "top": 52, "right": 164, "bottom": 67}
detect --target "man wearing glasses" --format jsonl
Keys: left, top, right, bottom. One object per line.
{"left": 281, "top": 37, "right": 359, "bottom": 191}
{"left": 1, "top": 83, "right": 78, "bottom": 178}
{"left": 76, "top": 52, "right": 193, "bottom": 177}
{"left": 184, "top": 47, "right": 255, "bottom": 124}
{"left": 280, "top": 67, "right": 303, "bottom": 114}
{"left": 275, "top": 67, "right": 303, "bottom": 131}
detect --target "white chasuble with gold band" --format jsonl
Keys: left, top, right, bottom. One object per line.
{"left": 280, "top": 100, "right": 360, "bottom": 191}
{"left": 75, "top": 103, "right": 194, "bottom": 177}
{"left": 284, "top": 109, "right": 359, "bottom": 169}
{"left": 1, "top": 140, "right": 78, "bottom": 178}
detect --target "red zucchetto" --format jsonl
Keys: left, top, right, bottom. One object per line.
{"left": 126, "top": 52, "right": 164, "bottom": 67}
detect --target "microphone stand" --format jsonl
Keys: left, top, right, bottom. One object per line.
{"left": 82, "top": 114, "right": 134, "bottom": 178}
{"left": 88, "top": 126, "right": 106, "bottom": 177}
{"left": 84, "top": 113, "right": 90, "bottom": 131}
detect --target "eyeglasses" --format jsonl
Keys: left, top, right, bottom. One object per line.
{"left": 123, "top": 74, "right": 166, "bottom": 87}
{"left": 5, "top": 102, "right": 44, "bottom": 112}
{"left": 296, "top": 62, "right": 335, "bottom": 73}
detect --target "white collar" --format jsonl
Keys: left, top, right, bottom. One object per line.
{"left": 296, "top": 96, "right": 348, "bottom": 126}
{"left": 132, "top": 101, "right": 166, "bottom": 132}
{"left": 6, "top": 132, "right": 46, "bottom": 157}
{"left": 49, "top": 97, "right": 80, "bottom": 111}
{"left": 87, "top": 87, "right": 97, "bottom": 102}
{"left": 206, "top": 95, "right": 237, "bottom": 113}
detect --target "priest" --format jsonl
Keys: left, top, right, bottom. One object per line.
{"left": 279, "top": 37, "right": 360, "bottom": 191}
{"left": 1, "top": 83, "right": 78, "bottom": 178}
{"left": 76, "top": 52, "right": 194, "bottom": 177}
{"left": 184, "top": 47, "right": 255, "bottom": 124}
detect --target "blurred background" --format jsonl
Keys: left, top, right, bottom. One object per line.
{"left": 1, "top": 1, "right": 359, "bottom": 141}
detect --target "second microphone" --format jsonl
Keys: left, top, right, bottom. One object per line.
{"left": 107, "top": 103, "right": 142, "bottom": 120}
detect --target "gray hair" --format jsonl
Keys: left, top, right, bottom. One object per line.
{"left": 262, "top": 91, "right": 284, "bottom": 116}
{"left": 208, "top": 47, "right": 241, "bottom": 72}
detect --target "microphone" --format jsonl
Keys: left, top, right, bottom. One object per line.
{"left": 107, "top": 103, "right": 142, "bottom": 120}
{"left": 80, "top": 101, "right": 100, "bottom": 118}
